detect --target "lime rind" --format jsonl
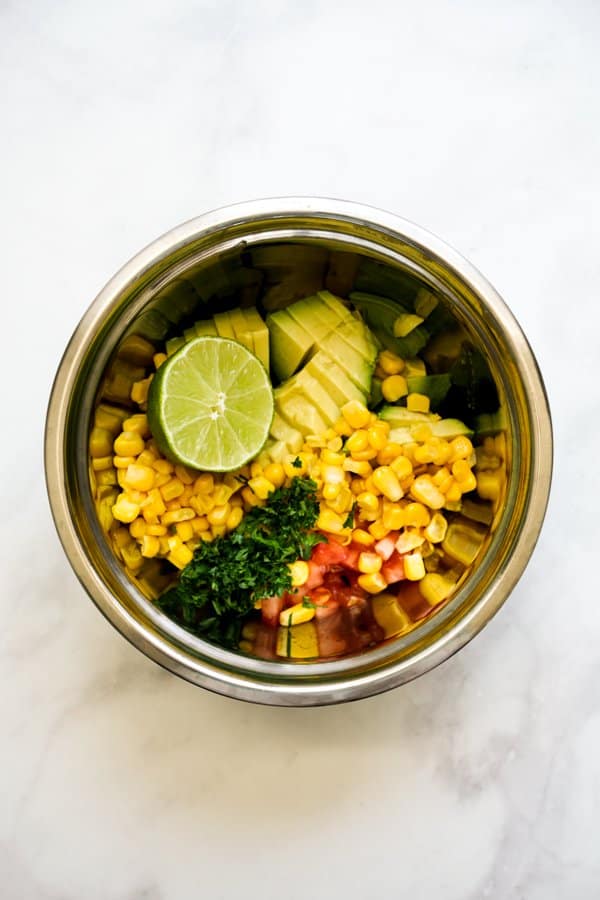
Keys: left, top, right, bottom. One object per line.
{"left": 147, "top": 336, "right": 274, "bottom": 472}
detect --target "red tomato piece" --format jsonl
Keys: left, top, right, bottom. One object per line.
{"left": 374, "top": 533, "right": 399, "bottom": 561}
{"left": 260, "top": 595, "right": 285, "bottom": 627}
{"left": 381, "top": 550, "right": 406, "bottom": 584}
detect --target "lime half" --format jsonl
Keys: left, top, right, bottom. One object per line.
{"left": 147, "top": 336, "right": 274, "bottom": 472}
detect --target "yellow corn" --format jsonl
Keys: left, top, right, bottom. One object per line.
{"left": 91, "top": 456, "right": 113, "bottom": 472}
{"left": 322, "top": 482, "right": 340, "bottom": 501}
{"left": 129, "top": 518, "right": 146, "bottom": 539}
{"left": 358, "top": 552, "right": 382, "bottom": 574}
{"left": 321, "top": 464, "right": 345, "bottom": 487}
{"left": 378, "top": 349, "right": 405, "bottom": 375}
{"left": 410, "top": 475, "right": 445, "bottom": 510}
{"left": 151, "top": 459, "right": 172, "bottom": 476}
{"left": 207, "top": 504, "right": 230, "bottom": 526}
{"left": 113, "top": 431, "right": 145, "bottom": 458}
{"left": 225, "top": 506, "right": 244, "bottom": 531}
{"left": 368, "top": 520, "right": 389, "bottom": 540}
{"left": 352, "top": 528, "right": 375, "bottom": 546}
{"left": 121, "top": 542, "right": 144, "bottom": 572}
{"left": 279, "top": 603, "right": 315, "bottom": 626}
{"left": 403, "top": 502, "right": 431, "bottom": 528}
{"left": 442, "top": 522, "right": 486, "bottom": 566}
{"left": 395, "top": 529, "right": 425, "bottom": 554}
{"left": 389, "top": 455, "right": 413, "bottom": 481}
{"left": 262, "top": 462, "right": 285, "bottom": 488}
{"left": 381, "top": 374, "right": 408, "bottom": 402}
{"left": 213, "top": 483, "right": 233, "bottom": 506}
{"left": 140, "top": 535, "right": 160, "bottom": 558}
{"left": 333, "top": 416, "right": 353, "bottom": 437}
{"left": 122, "top": 414, "right": 150, "bottom": 437}
{"left": 477, "top": 469, "right": 504, "bottom": 502}
{"left": 153, "top": 351, "right": 167, "bottom": 369}
{"left": 406, "top": 393, "right": 430, "bottom": 413}
{"left": 147, "top": 523, "right": 167, "bottom": 536}
{"left": 344, "top": 430, "right": 368, "bottom": 453}
{"left": 191, "top": 472, "right": 213, "bottom": 494}
{"left": 175, "top": 521, "right": 194, "bottom": 542}
{"left": 372, "top": 466, "right": 403, "bottom": 502}
{"left": 241, "top": 486, "right": 263, "bottom": 508}
{"left": 341, "top": 400, "right": 371, "bottom": 429}
{"left": 317, "top": 507, "right": 345, "bottom": 534}
{"left": 94, "top": 404, "right": 126, "bottom": 434}
{"left": 350, "top": 447, "right": 379, "bottom": 461}
{"left": 357, "top": 491, "right": 379, "bottom": 513}
{"left": 358, "top": 571, "right": 388, "bottom": 594}
{"left": 89, "top": 427, "right": 114, "bottom": 458}
{"left": 343, "top": 458, "right": 372, "bottom": 477}
{"left": 382, "top": 501, "right": 404, "bottom": 531}
{"left": 404, "top": 552, "right": 425, "bottom": 581}
{"left": 376, "top": 443, "right": 403, "bottom": 466}
{"left": 130, "top": 376, "right": 152, "bottom": 406}
{"left": 320, "top": 449, "right": 344, "bottom": 466}
{"left": 142, "top": 488, "right": 166, "bottom": 519}
{"left": 167, "top": 541, "right": 194, "bottom": 570}
{"left": 289, "top": 560, "right": 310, "bottom": 587}
{"left": 122, "top": 464, "right": 155, "bottom": 492}
{"left": 458, "top": 471, "right": 477, "bottom": 494}
{"left": 248, "top": 476, "right": 276, "bottom": 500}
{"left": 366, "top": 425, "right": 387, "bottom": 451}
{"left": 112, "top": 527, "right": 131, "bottom": 550}
{"left": 112, "top": 495, "right": 140, "bottom": 523}
{"left": 162, "top": 507, "right": 195, "bottom": 525}
{"left": 450, "top": 436, "right": 474, "bottom": 461}
{"left": 160, "top": 478, "right": 185, "bottom": 502}
{"left": 190, "top": 516, "right": 209, "bottom": 535}
{"left": 445, "top": 481, "right": 463, "bottom": 503}
{"left": 171, "top": 464, "right": 193, "bottom": 485}
{"left": 328, "top": 488, "right": 353, "bottom": 514}
{"left": 419, "top": 573, "right": 456, "bottom": 606}
{"left": 424, "top": 512, "right": 448, "bottom": 543}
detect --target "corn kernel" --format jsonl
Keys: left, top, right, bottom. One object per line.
{"left": 160, "top": 478, "right": 185, "bottom": 502}
{"left": 419, "top": 573, "right": 456, "bottom": 606}
{"left": 445, "top": 481, "right": 463, "bottom": 503}
{"left": 162, "top": 507, "right": 195, "bottom": 525}
{"left": 91, "top": 456, "right": 113, "bottom": 472}
{"left": 211, "top": 525, "right": 227, "bottom": 539}
{"left": 280, "top": 603, "right": 315, "bottom": 626}
{"left": 327, "top": 487, "right": 353, "bottom": 515}
{"left": 320, "top": 449, "right": 343, "bottom": 466}
{"left": 333, "top": 416, "right": 353, "bottom": 437}
{"left": 112, "top": 527, "right": 131, "bottom": 550}
{"left": 207, "top": 504, "right": 231, "bottom": 526}
{"left": 432, "top": 466, "right": 451, "bottom": 487}
{"left": 345, "top": 430, "right": 368, "bottom": 453}
{"left": 368, "top": 520, "right": 390, "bottom": 540}
{"left": 395, "top": 529, "right": 425, "bottom": 554}
{"left": 241, "top": 486, "right": 263, "bottom": 508}
{"left": 193, "top": 472, "right": 214, "bottom": 494}
{"left": 129, "top": 518, "right": 146, "bottom": 539}
{"left": 404, "top": 552, "right": 425, "bottom": 581}
{"left": 130, "top": 376, "right": 152, "bottom": 406}
{"left": 147, "top": 523, "right": 167, "bottom": 536}
{"left": 424, "top": 512, "right": 448, "bottom": 543}
{"left": 151, "top": 459, "right": 172, "bottom": 476}
{"left": 283, "top": 455, "right": 308, "bottom": 478}
{"left": 322, "top": 482, "right": 341, "bottom": 501}
{"left": 343, "top": 458, "right": 373, "bottom": 477}
{"left": 175, "top": 521, "right": 194, "bottom": 542}
{"left": 378, "top": 349, "right": 405, "bottom": 375}
{"left": 153, "top": 352, "right": 167, "bottom": 369}
{"left": 94, "top": 404, "right": 126, "bottom": 434}
{"left": 90, "top": 426, "right": 114, "bottom": 458}
{"left": 457, "top": 471, "right": 477, "bottom": 494}
{"left": 122, "top": 414, "right": 150, "bottom": 437}
{"left": 388, "top": 456, "right": 412, "bottom": 480}
{"left": 167, "top": 542, "right": 193, "bottom": 570}
{"left": 357, "top": 491, "right": 379, "bottom": 513}
{"left": 351, "top": 447, "right": 379, "bottom": 461}
{"left": 450, "top": 436, "right": 474, "bottom": 461}
{"left": 410, "top": 475, "right": 445, "bottom": 510}
{"left": 372, "top": 466, "right": 403, "bottom": 502}
{"left": 322, "top": 465, "right": 345, "bottom": 487}
{"left": 248, "top": 476, "right": 276, "bottom": 500}
{"left": 189, "top": 516, "right": 208, "bottom": 535}
{"left": 358, "top": 571, "right": 388, "bottom": 594}
{"left": 112, "top": 495, "right": 140, "bottom": 523}
{"left": 121, "top": 542, "right": 144, "bottom": 572}
{"left": 376, "top": 443, "right": 403, "bottom": 466}
{"left": 225, "top": 506, "right": 244, "bottom": 531}
{"left": 477, "top": 469, "right": 503, "bottom": 502}
{"left": 317, "top": 507, "right": 345, "bottom": 534}
{"left": 352, "top": 528, "right": 375, "bottom": 546}
{"left": 382, "top": 502, "right": 404, "bottom": 531}
{"left": 122, "top": 464, "right": 155, "bottom": 492}
{"left": 262, "top": 462, "right": 285, "bottom": 488}
{"left": 114, "top": 430, "right": 145, "bottom": 458}
{"left": 406, "top": 393, "right": 430, "bottom": 413}
{"left": 327, "top": 436, "right": 344, "bottom": 452}
{"left": 403, "top": 502, "right": 430, "bottom": 528}
{"left": 365, "top": 425, "right": 387, "bottom": 451}
{"left": 381, "top": 375, "right": 408, "bottom": 403}
{"left": 289, "top": 560, "right": 310, "bottom": 587}
{"left": 140, "top": 535, "right": 160, "bottom": 558}
{"left": 341, "top": 400, "right": 371, "bottom": 430}
{"left": 358, "top": 552, "right": 382, "bottom": 574}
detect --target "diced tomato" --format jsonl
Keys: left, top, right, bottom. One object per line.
{"left": 381, "top": 550, "right": 406, "bottom": 585}
{"left": 305, "top": 559, "right": 325, "bottom": 589}
{"left": 374, "top": 533, "right": 399, "bottom": 561}
{"left": 260, "top": 595, "right": 285, "bottom": 627}
{"left": 311, "top": 537, "right": 348, "bottom": 567}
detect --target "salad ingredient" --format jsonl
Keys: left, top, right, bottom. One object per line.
{"left": 147, "top": 336, "right": 274, "bottom": 472}
{"left": 166, "top": 306, "right": 270, "bottom": 370}
{"left": 157, "top": 476, "right": 324, "bottom": 643}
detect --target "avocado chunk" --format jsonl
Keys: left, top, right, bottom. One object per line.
{"left": 213, "top": 311, "right": 235, "bottom": 339}
{"left": 267, "top": 309, "right": 313, "bottom": 382}
{"left": 476, "top": 408, "right": 508, "bottom": 435}
{"left": 349, "top": 291, "right": 430, "bottom": 358}
{"left": 379, "top": 406, "right": 436, "bottom": 427}
{"left": 287, "top": 369, "right": 343, "bottom": 426}
{"left": 269, "top": 412, "right": 304, "bottom": 454}
{"left": 388, "top": 418, "right": 473, "bottom": 445}
{"left": 315, "top": 290, "right": 353, "bottom": 322}
{"left": 319, "top": 330, "right": 374, "bottom": 393}
{"left": 274, "top": 390, "right": 329, "bottom": 436}
{"left": 304, "top": 350, "right": 365, "bottom": 407}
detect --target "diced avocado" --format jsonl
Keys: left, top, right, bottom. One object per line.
{"left": 227, "top": 307, "right": 249, "bottom": 337}
{"left": 213, "top": 311, "right": 235, "bottom": 339}
{"left": 290, "top": 369, "right": 343, "bottom": 426}
{"left": 388, "top": 417, "right": 473, "bottom": 445}
{"left": 233, "top": 329, "right": 255, "bottom": 355}
{"left": 424, "top": 329, "right": 466, "bottom": 371}
{"left": 316, "top": 290, "right": 353, "bottom": 322}
{"left": 442, "top": 520, "right": 487, "bottom": 567}
{"left": 262, "top": 438, "right": 291, "bottom": 463}
{"left": 269, "top": 412, "right": 304, "bottom": 454}
{"left": 304, "top": 351, "right": 365, "bottom": 408}
{"left": 319, "top": 331, "right": 374, "bottom": 393}
{"left": 286, "top": 295, "right": 338, "bottom": 341}
{"left": 371, "top": 593, "right": 411, "bottom": 639}
{"left": 334, "top": 318, "right": 379, "bottom": 365}
{"left": 379, "top": 406, "right": 437, "bottom": 427}
{"left": 349, "top": 291, "right": 430, "bottom": 358}
{"left": 461, "top": 497, "right": 494, "bottom": 526}
{"left": 414, "top": 288, "right": 438, "bottom": 318}
{"left": 406, "top": 374, "right": 451, "bottom": 409}
{"left": 266, "top": 309, "right": 313, "bottom": 382}
{"left": 369, "top": 376, "right": 383, "bottom": 409}
{"left": 476, "top": 408, "right": 508, "bottom": 435}
{"left": 274, "top": 391, "right": 329, "bottom": 436}
{"left": 239, "top": 308, "right": 269, "bottom": 370}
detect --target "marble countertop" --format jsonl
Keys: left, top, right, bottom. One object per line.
{"left": 2, "top": 1, "right": 597, "bottom": 898}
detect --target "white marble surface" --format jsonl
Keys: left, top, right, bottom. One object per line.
{"left": 1, "top": 1, "right": 598, "bottom": 897}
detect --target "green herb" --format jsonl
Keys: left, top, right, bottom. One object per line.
{"left": 343, "top": 503, "right": 356, "bottom": 529}
{"left": 157, "top": 477, "right": 325, "bottom": 645}
{"left": 302, "top": 596, "right": 316, "bottom": 609}
{"left": 292, "top": 456, "right": 303, "bottom": 468}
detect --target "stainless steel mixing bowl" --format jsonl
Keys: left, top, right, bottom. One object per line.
{"left": 45, "top": 198, "right": 552, "bottom": 706}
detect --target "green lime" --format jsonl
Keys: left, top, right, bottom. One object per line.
{"left": 147, "top": 336, "right": 274, "bottom": 472}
